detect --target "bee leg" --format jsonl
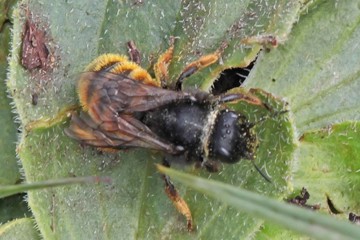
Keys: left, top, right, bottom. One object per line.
{"left": 218, "top": 91, "right": 289, "bottom": 117}
{"left": 217, "top": 92, "right": 270, "bottom": 110}
{"left": 194, "top": 158, "right": 221, "bottom": 172}
{"left": 154, "top": 37, "right": 175, "bottom": 88}
{"left": 241, "top": 34, "right": 278, "bottom": 50}
{"left": 161, "top": 159, "right": 194, "bottom": 231}
{"left": 175, "top": 42, "right": 228, "bottom": 90}
{"left": 127, "top": 41, "right": 141, "bottom": 65}
{"left": 175, "top": 53, "right": 220, "bottom": 90}
{"left": 202, "top": 160, "right": 221, "bottom": 173}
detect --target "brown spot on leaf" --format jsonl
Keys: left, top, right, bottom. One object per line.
{"left": 31, "top": 92, "right": 38, "bottom": 105}
{"left": 349, "top": 213, "right": 360, "bottom": 225}
{"left": 19, "top": 8, "right": 59, "bottom": 101}
{"left": 287, "top": 187, "right": 321, "bottom": 210}
{"left": 21, "top": 17, "right": 49, "bottom": 70}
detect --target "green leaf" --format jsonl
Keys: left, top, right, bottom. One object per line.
{"left": 0, "top": 176, "right": 110, "bottom": 198}
{"left": 256, "top": 222, "right": 307, "bottom": 240}
{"left": 0, "top": 0, "right": 20, "bottom": 185}
{"left": 0, "top": 0, "right": 31, "bottom": 234}
{"left": 257, "top": 122, "right": 360, "bottom": 239}
{"left": 158, "top": 165, "right": 360, "bottom": 240}
{"left": 293, "top": 122, "right": 360, "bottom": 217}
{"left": 169, "top": 0, "right": 300, "bottom": 91}
{"left": 0, "top": 218, "right": 40, "bottom": 240}
{"left": 9, "top": 0, "right": 360, "bottom": 239}
{"left": 243, "top": 0, "right": 360, "bottom": 238}
{"left": 0, "top": 194, "right": 31, "bottom": 224}
{"left": 245, "top": 0, "right": 360, "bottom": 134}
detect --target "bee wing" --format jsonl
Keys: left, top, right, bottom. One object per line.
{"left": 65, "top": 112, "right": 181, "bottom": 154}
{"left": 79, "top": 71, "right": 195, "bottom": 123}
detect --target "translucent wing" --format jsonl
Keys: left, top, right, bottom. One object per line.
{"left": 67, "top": 71, "right": 196, "bottom": 153}
{"left": 65, "top": 112, "right": 182, "bottom": 154}
{"left": 78, "top": 71, "right": 195, "bottom": 124}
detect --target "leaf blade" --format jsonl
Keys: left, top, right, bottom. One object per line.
{"left": 158, "top": 165, "right": 360, "bottom": 240}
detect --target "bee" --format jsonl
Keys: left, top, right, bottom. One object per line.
{"left": 65, "top": 40, "right": 271, "bottom": 231}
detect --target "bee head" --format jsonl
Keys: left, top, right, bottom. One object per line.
{"left": 209, "top": 110, "right": 258, "bottom": 164}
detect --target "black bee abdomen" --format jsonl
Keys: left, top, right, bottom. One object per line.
{"left": 143, "top": 101, "right": 210, "bottom": 155}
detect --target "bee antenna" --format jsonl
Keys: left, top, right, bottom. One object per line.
{"left": 252, "top": 161, "right": 272, "bottom": 183}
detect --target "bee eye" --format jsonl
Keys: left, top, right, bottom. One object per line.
{"left": 218, "top": 147, "right": 230, "bottom": 157}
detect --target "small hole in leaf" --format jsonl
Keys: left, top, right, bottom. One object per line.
{"left": 211, "top": 59, "right": 256, "bottom": 95}
{"left": 326, "top": 194, "right": 343, "bottom": 214}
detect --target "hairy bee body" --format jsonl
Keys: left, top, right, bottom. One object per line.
{"left": 142, "top": 99, "right": 257, "bottom": 164}
{"left": 65, "top": 48, "right": 267, "bottom": 230}
{"left": 67, "top": 68, "right": 258, "bottom": 164}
